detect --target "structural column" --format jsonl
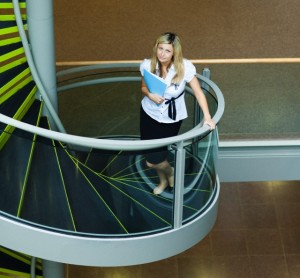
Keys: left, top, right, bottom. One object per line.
{"left": 27, "top": 0, "right": 58, "bottom": 127}
{"left": 26, "top": 1, "right": 64, "bottom": 276}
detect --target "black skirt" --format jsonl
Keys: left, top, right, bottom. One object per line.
{"left": 140, "top": 106, "right": 182, "bottom": 164}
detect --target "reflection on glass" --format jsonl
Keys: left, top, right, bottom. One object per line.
{"left": 0, "top": 125, "right": 217, "bottom": 236}
{"left": 0, "top": 65, "right": 222, "bottom": 238}
{"left": 181, "top": 131, "right": 217, "bottom": 223}
{"left": 0, "top": 128, "right": 175, "bottom": 236}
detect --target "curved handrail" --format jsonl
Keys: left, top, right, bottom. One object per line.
{"left": 12, "top": 0, "right": 66, "bottom": 133}
{"left": 56, "top": 62, "right": 141, "bottom": 77}
{"left": 0, "top": 73, "right": 224, "bottom": 151}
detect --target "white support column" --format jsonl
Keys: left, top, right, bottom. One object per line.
{"left": 27, "top": 0, "right": 58, "bottom": 128}
{"left": 26, "top": 1, "right": 64, "bottom": 275}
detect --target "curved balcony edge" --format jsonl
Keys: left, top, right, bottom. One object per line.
{"left": 0, "top": 177, "right": 220, "bottom": 267}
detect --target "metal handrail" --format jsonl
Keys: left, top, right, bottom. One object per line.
{"left": 0, "top": 72, "right": 224, "bottom": 151}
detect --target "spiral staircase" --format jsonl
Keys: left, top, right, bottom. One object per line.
{"left": 0, "top": 0, "right": 224, "bottom": 277}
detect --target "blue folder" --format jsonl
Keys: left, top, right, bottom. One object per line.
{"left": 143, "top": 69, "right": 167, "bottom": 97}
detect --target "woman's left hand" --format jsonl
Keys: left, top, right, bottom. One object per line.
{"left": 204, "top": 118, "right": 216, "bottom": 130}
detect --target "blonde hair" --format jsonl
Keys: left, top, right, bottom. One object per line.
{"left": 150, "top": 32, "right": 184, "bottom": 84}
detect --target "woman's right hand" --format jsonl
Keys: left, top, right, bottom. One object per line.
{"left": 149, "top": 93, "right": 165, "bottom": 105}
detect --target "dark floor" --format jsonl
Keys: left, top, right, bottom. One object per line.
{"left": 66, "top": 180, "right": 300, "bottom": 278}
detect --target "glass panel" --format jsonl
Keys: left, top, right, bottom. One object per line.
{"left": 0, "top": 126, "right": 174, "bottom": 237}
{"left": 181, "top": 130, "right": 218, "bottom": 223}
{"left": 0, "top": 124, "right": 219, "bottom": 236}
{"left": 0, "top": 64, "right": 222, "bottom": 237}
{"left": 58, "top": 80, "right": 142, "bottom": 138}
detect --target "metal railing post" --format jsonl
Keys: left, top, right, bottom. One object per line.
{"left": 173, "top": 141, "right": 186, "bottom": 228}
{"left": 30, "top": 257, "right": 36, "bottom": 278}
{"left": 201, "top": 68, "right": 211, "bottom": 91}
{"left": 42, "top": 260, "right": 65, "bottom": 278}
{"left": 193, "top": 68, "right": 210, "bottom": 127}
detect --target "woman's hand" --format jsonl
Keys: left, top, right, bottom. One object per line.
{"left": 141, "top": 78, "right": 164, "bottom": 105}
{"left": 204, "top": 117, "right": 216, "bottom": 130}
{"left": 149, "top": 93, "right": 165, "bottom": 105}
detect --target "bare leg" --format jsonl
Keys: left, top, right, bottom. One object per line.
{"left": 147, "top": 160, "right": 174, "bottom": 194}
{"left": 168, "top": 166, "right": 174, "bottom": 188}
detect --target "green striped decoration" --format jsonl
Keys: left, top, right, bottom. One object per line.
{"left": 0, "top": 84, "right": 37, "bottom": 150}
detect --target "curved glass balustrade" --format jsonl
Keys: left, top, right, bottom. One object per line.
{"left": 0, "top": 64, "right": 224, "bottom": 238}
{"left": 0, "top": 63, "right": 224, "bottom": 266}
{"left": 0, "top": 127, "right": 217, "bottom": 236}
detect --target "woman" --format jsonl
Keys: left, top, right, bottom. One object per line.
{"left": 140, "top": 32, "right": 215, "bottom": 195}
